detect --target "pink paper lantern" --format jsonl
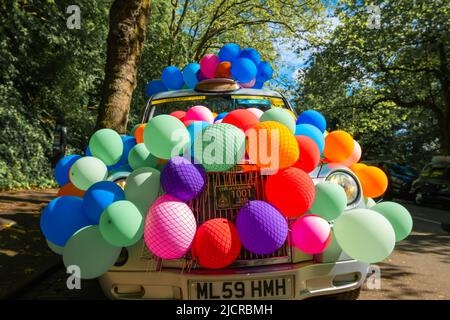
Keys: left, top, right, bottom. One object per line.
{"left": 144, "top": 195, "right": 197, "bottom": 259}
{"left": 200, "top": 54, "right": 220, "bottom": 79}
{"left": 335, "top": 140, "right": 362, "bottom": 168}
{"left": 291, "top": 215, "right": 331, "bottom": 254}
{"left": 247, "top": 108, "right": 264, "bottom": 120}
{"left": 184, "top": 105, "right": 214, "bottom": 124}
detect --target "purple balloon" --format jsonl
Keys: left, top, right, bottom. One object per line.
{"left": 160, "top": 156, "right": 207, "bottom": 201}
{"left": 236, "top": 200, "right": 288, "bottom": 255}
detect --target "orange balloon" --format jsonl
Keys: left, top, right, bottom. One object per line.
{"left": 355, "top": 165, "right": 388, "bottom": 198}
{"left": 247, "top": 121, "right": 299, "bottom": 171}
{"left": 134, "top": 124, "right": 146, "bottom": 144}
{"left": 323, "top": 130, "right": 354, "bottom": 162}
{"left": 215, "top": 61, "right": 231, "bottom": 78}
{"left": 57, "top": 182, "right": 85, "bottom": 198}
{"left": 350, "top": 163, "right": 367, "bottom": 173}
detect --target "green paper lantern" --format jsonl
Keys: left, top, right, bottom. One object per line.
{"left": 309, "top": 182, "right": 347, "bottom": 221}
{"left": 260, "top": 108, "right": 296, "bottom": 133}
{"left": 193, "top": 123, "right": 245, "bottom": 172}
{"left": 333, "top": 209, "right": 395, "bottom": 263}
{"left": 371, "top": 202, "right": 413, "bottom": 242}
{"left": 69, "top": 156, "right": 108, "bottom": 191}
{"left": 143, "top": 115, "right": 190, "bottom": 159}
{"left": 89, "top": 129, "right": 123, "bottom": 166}
{"left": 124, "top": 167, "right": 161, "bottom": 215}
{"left": 100, "top": 200, "right": 144, "bottom": 247}
{"left": 62, "top": 225, "right": 121, "bottom": 279}
{"left": 47, "top": 239, "right": 64, "bottom": 255}
{"left": 128, "top": 143, "right": 159, "bottom": 170}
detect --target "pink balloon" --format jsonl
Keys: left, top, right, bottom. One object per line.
{"left": 184, "top": 105, "right": 214, "bottom": 124}
{"left": 292, "top": 215, "right": 331, "bottom": 254}
{"left": 335, "top": 140, "right": 362, "bottom": 168}
{"left": 240, "top": 78, "right": 256, "bottom": 88}
{"left": 200, "top": 54, "right": 220, "bottom": 79}
{"left": 144, "top": 195, "right": 197, "bottom": 260}
{"left": 247, "top": 108, "right": 264, "bottom": 120}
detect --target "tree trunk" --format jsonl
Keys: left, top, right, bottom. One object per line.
{"left": 95, "top": 0, "right": 152, "bottom": 133}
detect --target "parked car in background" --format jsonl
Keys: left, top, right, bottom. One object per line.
{"left": 363, "top": 160, "right": 418, "bottom": 200}
{"left": 410, "top": 157, "right": 450, "bottom": 206}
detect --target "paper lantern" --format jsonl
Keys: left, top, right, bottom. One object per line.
{"left": 260, "top": 108, "right": 296, "bottom": 133}
{"left": 292, "top": 215, "right": 331, "bottom": 254}
{"left": 161, "top": 156, "right": 207, "bottom": 201}
{"left": 184, "top": 105, "right": 215, "bottom": 124}
{"left": 371, "top": 202, "right": 412, "bottom": 241}
{"left": 296, "top": 110, "right": 327, "bottom": 133}
{"left": 265, "top": 167, "right": 315, "bottom": 218}
{"left": 354, "top": 165, "right": 388, "bottom": 198}
{"left": 162, "top": 66, "right": 184, "bottom": 90}
{"left": 134, "top": 124, "right": 146, "bottom": 144}
{"left": 215, "top": 61, "right": 231, "bottom": 78}
{"left": 128, "top": 143, "right": 159, "bottom": 170}
{"left": 323, "top": 130, "right": 354, "bottom": 163}
{"left": 54, "top": 155, "right": 81, "bottom": 186}
{"left": 236, "top": 201, "right": 288, "bottom": 255}
{"left": 144, "top": 195, "right": 196, "bottom": 259}
{"left": 143, "top": 115, "right": 190, "bottom": 159}
{"left": 191, "top": 218, "right": 241, "bottom": 269}
{"left": 170, "top": 110, "right": 187, "bottom": 122}
{"left": 247, "top": 108, "right": 264, "bottom": 119}
{"left": 222, "top": 109, "right": 259, "bottom": 132}
{"left": 124, "top": 167, "right": 160, "bottom": 215}
{"left": 333, "top": 209, "right": 396, "bottom": 263}
{"left": 82, "top": 181, "right": 125, "bottom": 223}
{"left": 295, "top": 124, "right": 325, "bottom": 153}
{"left": 69, "top": 156, "right": 108, "bottom": 191}
{"left": 193, "top": 123, "right": 246, "bottom": 172}
{"left": 293, "top": 135, "right": 320, "bottom": 173}
{"left": 309, "top": 182, "right": 347, "bottom": 221}
{"left": 57, "top": 182, "right": 85, "bottom": 198}
{"left": 218, "top": 43, "right": 241, "bottom": 62}
{"left": 247, "top": 121, "right": 299, "bottom": 171}
{"left": 200, "top": 54, "right": 220, "bottom": 79}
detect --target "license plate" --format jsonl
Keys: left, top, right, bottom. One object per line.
{"left": 214, "top": 184, "right": 256, "bottom": 210}
{"left": 190, "top": 276, "right": 293, "bottom": 300}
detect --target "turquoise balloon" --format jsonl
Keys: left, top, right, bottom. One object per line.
{"left": 371, "top": 202, "right": 413, "bottom": 242}
{"left": 333, "top": 209, "right": 396, "bottom": 263}
{"left": 260, "top": 108, "right": 296, "bottom": 133}
{"left": 124, "top": 167, "right": 161, "bottom": 215}
{"left": 99, "top": 200, "right": 143, "bottom": 247}
{"left": 143, "top": 115, "right": 190, "bottom": 159}
{"left": 128, "top": 143, "right": 159, "bottom": 170}
{"left": 310, "top": 182, "right": 347, "bottom": 221}
{"left": 69, "top": 156, "right": 108, "bottom": 191}
{"left": 89, "top": 129, "right": 124, "bottom": 166}
{"left": 62, "top": 225, "right": 121, "bottom": 279}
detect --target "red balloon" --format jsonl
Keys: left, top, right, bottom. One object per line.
{"left": 265, "top": 167, "right": 316, "bottom": 218}
{"left": 183, "top": 119, "right": 196, "bottom": 127}
{"left": 191, "top": 218, "right": 241, "bottom": 269}
{"left": 293, "top": 136, "right": 320, "bottom": 173}
{"left": 222, "top": 109, "right": 259, "bottom": 132}
{"left": 170, "top": 110, "right": 186, "bottom": 122}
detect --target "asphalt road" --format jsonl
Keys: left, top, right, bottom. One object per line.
{"left": 2, "top": 190, "right": 449, "bottom": 300}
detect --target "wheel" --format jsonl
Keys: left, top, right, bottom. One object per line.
{"left": 414, "top": 190, "right": 425, "bottom": 205}
{"left": 308, "top": 288, "right": 361, "bottom": 300}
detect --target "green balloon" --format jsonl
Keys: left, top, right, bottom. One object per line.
{"left": 128, "top": 143, "right": 158, "bottom": 170}
{"left": 99, "top": 200, "right": 143, "bottom": 247}
{"left": 193, "top": 123, "right": 245, "bottom": 172}
{"left": 47, "top": 239, "right": 64, "bottom": 255}
{"left": 70, "top": 156, "right": 108, "bottom": 190}
{"left": 143, "top": 115, "right": 190, "bottom": 159}
{"left": 62, "top": 225, "right": 121, "bottom": 279}
{"left": 124, "top": 167, "right": 161, "bottom": 215}
{"left": 364, "top": 197, "right": 376, "bottom": 208}
{"left": 260, "top": 108, "right": 296, "bottom": 133}
{"left": 310, "top": 182, "right": 347, "bottom": 221}
{"left": 371, "top": 202, "right": 413, "bottom": 242}
{"left": 89, "top": 129, "right": 124, "bottom": 165}
{"left": 333, "top": 209, "right": 396, "bottom": 263}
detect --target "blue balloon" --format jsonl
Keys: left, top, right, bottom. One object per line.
{"left": 182, "top": 63, "right": 200, "bottom": 89}
{"left": 219, "top": 43, "right": 241, "bottom": 62}
{"left": 40, "top": 196, "right": 92, "bottom": 246}
{"left": 239, "top": 48, "right": 261, "bottom": 66}
{"left": 162, "top": 66, "right": 184, "bottom": 90}
{"left": 54, "top": 155, "right": 82, "bottom": 186}
{"left": 111, "top": 135, "right": 136, "bottom": 170}
{"left": 82, "top": 181, "right": 125, "bottom": 224}
{"left": 231, "top": 58, "right": 257, "bottom": 83}
{"left": 253, "top": 81, "right": 264, "bottom": 89}
{"left": 256, "top": 61, "right": 273, "bottom": 82}
{"left": 296, "top": 110, "right": 327, "bottom": 133}
{"left": 214, "top": 112, "right": 228, "bottom": 122}
{"left": 145, "top": 80, "right": 167, "bottom": 97}
{"left": 295, "top": 124, "right": 325, "bottom": 153}
{"left": 85, "top": 146, "right": 92, "bottom": 156}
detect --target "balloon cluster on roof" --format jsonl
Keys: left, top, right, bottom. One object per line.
{"left": 145, "top": 44, "right": 273, "bottom": 97}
